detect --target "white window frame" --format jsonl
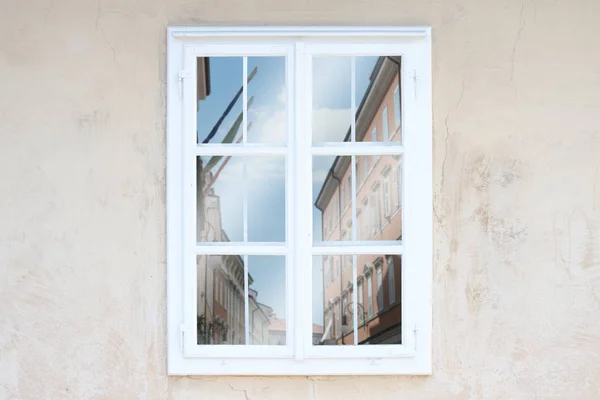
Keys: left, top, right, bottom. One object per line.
{"left": 167, "top": 26, "right": 432, "bottom": 376}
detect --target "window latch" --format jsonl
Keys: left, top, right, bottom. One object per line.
{"left": 180, "top": 323, "right": 186, "bottom": 352}
{"left": 178, "top": 70, "right": 192, "bottom": 99}
{"left": 413, "top": 324, "right": 419, "bottom": 350}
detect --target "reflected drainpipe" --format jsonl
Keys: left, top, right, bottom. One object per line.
{"left": 330, "top": 169, "right": 345, "bottom": 345}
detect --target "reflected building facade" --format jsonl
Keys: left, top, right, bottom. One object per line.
{"left": 195, "top": 57, "right": 275, "bottom": 345}
{"left": 316, "top": 56, "right": 403, "bottom": 345}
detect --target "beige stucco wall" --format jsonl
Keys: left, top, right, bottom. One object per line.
{"left": 2, "top": 0, "right": 600, "bottom": 398}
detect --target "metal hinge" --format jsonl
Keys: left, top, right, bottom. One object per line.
{"left": 413, "top": 323, "right": 419, "bottom": 350}
{"left": 410, "top": 69, "right": 418, "bottom": 99}
{"left": 178, "top": 70, "right": 192, "bottom": 99}
{"left": 180, "top": 323, "right": 186, "bottom": 352}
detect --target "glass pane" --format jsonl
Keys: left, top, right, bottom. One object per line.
{"left": 357, "top": 254, "right": 402, "bottom": 345}
{"left": 196, "top": 255, "right": 287, "bottom": 346}
{"left": 314, "top": 154, "right": 402, "bottom": 242}
{"left": 197, "top": 155, "right": 286, "bottom": 242}
{"left": 354, "top": 56, "right": 402, "bottom": 143}
{"left": 247, "top": 56, "right": 287, "bottom": 144}
{"left": 356, "top": 155, "right": 402, "bottom": 241}
{"left": 312, "top": 255, "right": 354, "bottom": 346}
{"left": 313, "top": 156, "right": 353, "bottom": 242}
{"left": 312, "top": 57, "right": 352, "bottom": 142}
{"left": 248, "top": 256, "right": 286, "bottom": 345}
{"left": 197, "top": 57, "right": 244, "bottom": 145}
{"left": 312, "top": 254, "right": 402, "bottom": 346}
{"left": 196, "top": 254, "right": 246, "bottom": 345}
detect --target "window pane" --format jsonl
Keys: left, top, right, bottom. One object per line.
{"left": 247, "top": 56, "right": 287, "bottom": 144}
{"left": 196, "top": 255, "right": 286, "bottom": 345}
{"left": 312, "top": 255, "right": 354, "bottom": 346}
{"left": 354, "top": 56, "right": 402, "bottom": 143}
{"left": 197, "top": 57, "right": 243, "bottom": 145}
{"left": 358, "top": 255, "right": 402, "bottom": 345}
{"left": 312, "top": 57, "right": 351, "bottom": 142}
{"left": 197, "top": 156, "right": 286, "bottom": 243}
{"left": 313, "top": 254, "right": 402, "bottom": 346}
{"left": 357, "top": 155, "right": 402, "bottom": 241}
{"left": 313, "top": 156, "right": 353, "bottom": 242}
{"left": 196, "top": 254, "right": 246, "bottom": 345}
{"left": 248, "top": 256, "right": 286, "bottom": 345}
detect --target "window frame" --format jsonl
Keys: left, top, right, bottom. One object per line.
{"left": 167, "top": 26, "right": 432, "bottom": 376}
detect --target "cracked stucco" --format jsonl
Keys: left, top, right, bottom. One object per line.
{"left": 2, "top": 0, "right": 600, "bottom": 399}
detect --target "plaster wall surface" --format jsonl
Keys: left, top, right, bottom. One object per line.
{"left": 1, "top": 0, "right": 600, "bottom": 398}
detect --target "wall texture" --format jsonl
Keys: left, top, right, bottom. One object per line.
{"left": 2, "top": 0, "right": 600, "bottom": 398}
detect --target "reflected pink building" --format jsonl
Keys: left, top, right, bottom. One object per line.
{"left": 316, "top": 56, "right": 403, "bottom": 345}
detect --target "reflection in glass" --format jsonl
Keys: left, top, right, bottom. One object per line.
{"left": 354, "top": 56, "right": 402, "bottom": 143}
{"left": 196, "top": 254, "right": 246, "bottom": 345}
{"left": 196, "top": 255, "right": 287, "bottom": 346}
{"left": 197, "top": 156, "right": 286, "bottom": 243}
{"left": 314, "top": 155, "right": 402, "bottom": 242}
{"left": 311, "top": 56, "right": 402, "bottom": 144}
{"left": 313, "top": 156, "right": 352, "bottom": 242}
{"left": 197, "top": 57, "right": 243, "bottom": 145}
{"left": 248, "top": 256, "right": 286, "bottom": 345}
{"left": 247, "top": 57, "right": 287, "bottom": 144}
{"left": 312, "top": 57, "right": 351, "bottom": 142}
{"left": 312, "top": 255, "right": 402, "bottom": 346}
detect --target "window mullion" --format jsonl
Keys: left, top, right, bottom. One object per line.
{"left": 295, "top": 41, "right": 309, "bottom": 360}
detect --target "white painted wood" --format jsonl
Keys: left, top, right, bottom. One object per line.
{"left": 194, "top": 243, "right": 289, "bottom": 255}
{"left": 195, "top": 144, "right": 288, "bottom": 156}
{"left": 169, "top": 26, "right": 431, "bottom": 38}
{"left": 310, "top": 142, "right": 404, "bottom": 155}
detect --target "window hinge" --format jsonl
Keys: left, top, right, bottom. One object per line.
{"left": 413, "top": 324, "right": 419, "bottom": 350}
{"left": 180, "top": 323, "right": 186, "bottom": 352}
{"left": 410, "top": 69, "right": 418, "bottom": 99}
{"left": 178, "top": 70, "right": 193, "bottom": 99}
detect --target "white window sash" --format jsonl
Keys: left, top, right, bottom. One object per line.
{"left": 167, "top": 26, "right": 432, "bottom": 376}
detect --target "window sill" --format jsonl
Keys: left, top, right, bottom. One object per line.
{"left": 168, "top": 353, "right": 431, "bottom": 376}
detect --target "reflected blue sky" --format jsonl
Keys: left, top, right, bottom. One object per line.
{"left": 197, "top": 56, "right": 379, "bottom": 323}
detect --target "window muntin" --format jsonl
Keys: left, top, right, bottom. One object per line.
{"left": 168, "top": 27, "right": 432, "bottom": 375}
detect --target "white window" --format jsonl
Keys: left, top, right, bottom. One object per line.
{"left": 387, "top": 256, "right": 396, "bottom": 304}
{"left": 376, "top": 262, "right": 383, "bottom": 310}
{"left": 371, "top": 127, "right": 379, "bottom": 167}
{"left": 356, "top": 211, "right": 362, "bottom": 241}
{"left": 371, "top": 189, "right": 381, "bottom": 235}
{"left": 393, "top": 85, "right": 401, "bottom": 129}
{"left": 363, "top": 198, "right": 370, "bottom": 239}
{"left": 341, "top": 185, "right": 345, "bottom": 211}
{"left": 367, "top": 273, "right": 373, "bottom": 317}
{"left": 168, "top": 26, "right": 432, "bottom": 376}
{"left": 382, "top": 106, "right": 389, "bottom": 141}
{"left": 362, "top": 156, "right": 369, "bottom": 183}
{"left": 346, "top": 175, "right": 351, "bottom": 205}
{"left": 383, "top": 176, "right": 391, "bottom": 217}
{"left": 357, "top": 280, "right": 364, "bottom": 309}
{"left": 354, "top": 157, "right": 360, "bottom": 186}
